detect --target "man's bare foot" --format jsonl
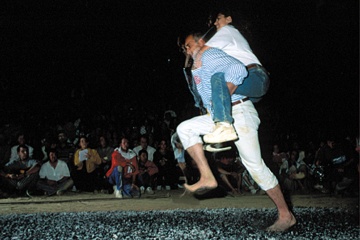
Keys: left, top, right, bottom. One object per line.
{"left": 184, "top": 178, "right": 218, "bottom": 193}
{"left": 266, "top": 212, "right": 296, "bottom": 232}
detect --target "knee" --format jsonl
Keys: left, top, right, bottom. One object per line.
{"left": 176, "top": 122, "right": 187, "bottom": 138}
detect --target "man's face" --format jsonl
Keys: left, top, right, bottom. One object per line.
{"left": 18, "top": 135, "right": 25, "bottom": 145}
{"left": 18, "top": 147, "right": 28, "bottom": 160}
{"left": 185, "top": 35, "right": 201, "bottom": 58}
{"left": 140, "top": 137, "right": 147, "bottom": 149}
{"left": 58, "top": 133, "right": 67, "bottom": 143}
{"left": 214, "top": 14, "right": 232, "bottom": 30}
{"left": 120, "top": 138, "right": 129, "bottom": 151}
{"left": 49, "top": 152, "right": 57, "bottom": 163}
{"left": 327, "top": 141, "right": 335, "bottom": 148}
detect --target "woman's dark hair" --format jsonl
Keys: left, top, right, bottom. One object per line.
{"left": 210, "top": 6, "right": 253, "bottom": 41}
{"left": 138, "top": 149, "right": 148, "bottom": 158}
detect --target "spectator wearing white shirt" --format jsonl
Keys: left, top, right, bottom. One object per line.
{"left": 36, "top": 148, "right": 74, "bottom": 196}
{"left": 133, "top": 135, "right": 156, "bottom": 161}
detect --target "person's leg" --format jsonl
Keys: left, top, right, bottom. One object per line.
{"left": 234, "top": 66, "right": 270, "bottom": 103}
{"left": 183, "top": 143, "right": 218, "bottom": 192}
{"left": 115, "top": 166, "right": 123, "bottom": 191}
{"left": 57, "top": 178, "right": 74, "bottom": 193}
{"left": 203, "top": 73, "right": 237, "bottom": 144}
{"left": 236, "top": 172, "right": 243, "bottom": 193}
{"left": 232, "top": 101, "right": 295, "bottom": 231}
{"left": 36, "top": 179, "right": 57, "bottom": 195}
{"left": 266, "top": 185, "right": 296, "bottom": 231}
{"left": 211, "top": 72, "right": 233, "bottom": 124}
{"left": 177, "top": 115, "right": 218, "bottom": 192}
{"left": 219, "top": 173, "right": 237, "bottom": 193}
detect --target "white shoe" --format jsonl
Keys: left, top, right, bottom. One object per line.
{"left": 156, "top": 186, "right": 162, "bottom": 191}
{"left": 177, "top": 184, "right": 184, "bottom": 189}
{"left": 146, "top": 187, "right": 154, "bottom": 195}
{"left": 115, "top": 189, "right": 122, "bottom": 198}
{"left": 165, "top": 185, "right": 171, "bottom": 191}
{"left": 203, "top": 122, "right": 238, "bottom": 144}
{"left": 140, "top": 186, "right": 145, "bottom": 194}
{"left": 249, "top": 186, "right": 258, "bottom": 195}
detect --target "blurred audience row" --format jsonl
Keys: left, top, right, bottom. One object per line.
{"left": 0, "top": 106, "right": 358, "bottom": 199}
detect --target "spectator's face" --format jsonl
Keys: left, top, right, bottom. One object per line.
{"left": 159, "top": 141, "right": 166, "bottom": 150}
{"left": 18, "top": 147, "right": 28, "bottom": 160}
{"left": 120, "top": 138, "right": 129, "bottom": 151}
{"left": 290, "top": 151, "right": 298, "bottom": 161}
{"left": 139, "top": 152, "right": 148, "bottom": 162}
{"left": 58, "top": 133, "right": 67, "bottom": 143}
{"left": 327, "top": 141, "right": 335, "bottom": 148}
{"left": 17, "top": 135, "right": 25, "bottom": 145}
{"left": 99, "top": 137, "right": 106, "bottom": 147}
{"left": 79, "top": 138, "right": 88, "bottom": 149}
{"left": 49, "top": 152, "right": 57, "bottom": 162}
{"left": 273, "top": 145, "right": 280, "bottom": 153}
{"left": 140, "top": 137, "right": 147, "bottom": 149}
{"left": 214, "top": 14, "right": 232, "bottom": 30}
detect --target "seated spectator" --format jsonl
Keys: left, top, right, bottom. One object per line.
{"left": 283, "top": 150, "right": 307, "bottom": 193}
{"left": 216, "top": 152, "right": 246, "bottom": 195}
{"left": 8, "top": 132, "right": 34, "bottom": 164}
{"left": 272, "top": 144, "right": 289, "bottom": 182}
{"left": 153, "top": 139, "right": 177, "bottom": 191}
{"left": 0, "top": 144, "right": 40, "bottom": 197}
{"left": 314, "top": 138, "right": 341, "bottom": 193}
{"left": 137, "top": 149, "right": 158, "bottom": 194}
{"left": 96, "top": 135, "right": 114, "bottom": 192}
{"left": 106, "top": 137, "right": 140, "bottom": 198}
{"left": 72, "top": 136, "right": 102, "bottom": 193}
{"left": 56, "top": 131, "right": 75, "bottom": 167}
{"left": 133, "top": 135, "right": 156, "bottom": 161}
{"left": 36, "top": 148, "right": 74, "bottom": 196}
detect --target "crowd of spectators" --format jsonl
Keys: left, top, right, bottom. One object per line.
{"left": 271, "top": 136, "right": 359, "bottom": 197}
{"left": 0, "top": 100, "right": 358, "bottom": 199}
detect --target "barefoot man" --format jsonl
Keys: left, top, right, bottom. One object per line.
{"left": 176, "top": 32, "right": 296, "bottom": 231}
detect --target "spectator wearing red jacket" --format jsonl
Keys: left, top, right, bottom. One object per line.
{"left": 106, "top": 137, "right": 139, "bottom": 198}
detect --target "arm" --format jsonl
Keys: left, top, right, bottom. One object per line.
{"left": 146, "top": 161, "right": 159, "bottom": 176}
{"left": 73, "top": 149, "right": 81, "bottom": 167}
{"left": 26, "top": 164, "right": 40, "bottom": 175}
{"left": 88, "top": 149, "right": 102, "bottom": 165}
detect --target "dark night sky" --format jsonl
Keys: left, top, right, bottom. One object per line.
{"left": 0, "top": 0, "right": 359, "bottom": 138}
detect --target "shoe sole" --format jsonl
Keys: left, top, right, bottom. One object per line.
{"left": 203, "top": 133, "right": 238, "bottom": 144}
{"left": 204, "top": 143, "right": 232, "bottom": 152}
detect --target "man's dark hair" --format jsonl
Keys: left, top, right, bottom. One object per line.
{"left": 47, "top": 148, "right": 58, "bottom": 157}
{"left": 17, "top": 144, "right": 29, "bottom": 153}
{"left": 139, "top": 134, "right": 149, "bottom": 142}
